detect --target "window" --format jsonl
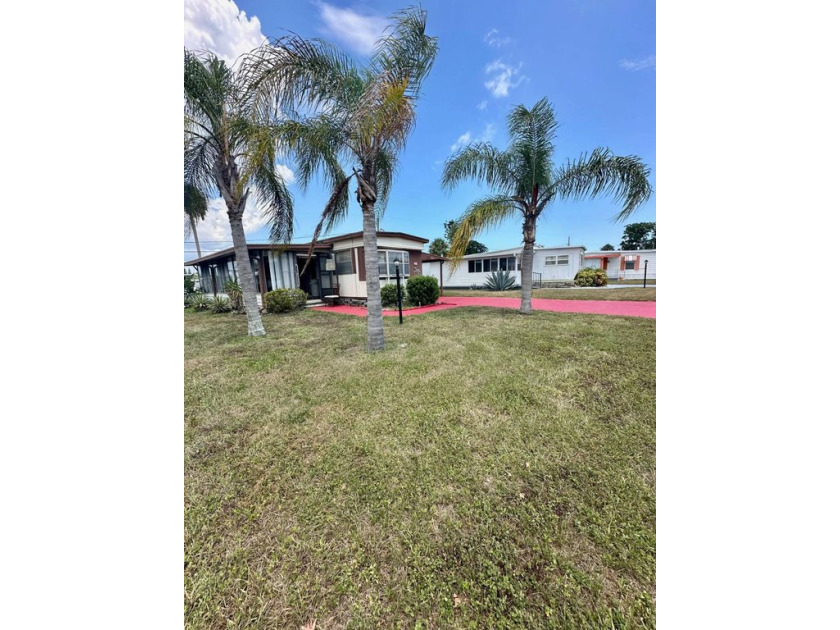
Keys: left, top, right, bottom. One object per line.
{"left": 499, "top": 257, "right": 507, "bottom": 271}
{"left": 490, "top": 258, "right": 498, "bottom": 271}
{"left": 508, "top": 256, "right": 517, "bottom": 271}
{"left": 625, "top": 256, "right": 636, "bottom": 270}
{"left": 545, "top": 255, "right": 568, "bottom": 266}
{"left": 468, "top": 260, "right": 476, "bottom": 273}
{"left": 335, "top": 250, "right": 352, "bottom": 274}
{"left": 483, "top": 259, "right": 491, "bottom": 272}
{"left": 379, "top": 250, "right": 409, "bottom": 280}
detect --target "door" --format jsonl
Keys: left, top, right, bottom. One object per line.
{"left": 297, "top": 256, "right": 320, "bottom": 298}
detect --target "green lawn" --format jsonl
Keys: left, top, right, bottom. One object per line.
{"left": 185, "top": 308, "right": 656, "bottom": 629}
{"left": 442, "top": 287, "right": 656, "bottom": 301}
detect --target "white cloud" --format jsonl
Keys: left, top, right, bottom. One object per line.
{"left": 190, "top": 196, "right": 267, "bottom": 252}
{"left": 619, "top": 55, "right": 656, "bottom": 71}
{"left": 484, "top": 28, "right": 512, "bottom": 47}
{"left": 484, "top": 59, "right": 526, "bottom": 98}
{"left": 450, "top": 132, "right": 471, "bottom": 152}
{"left": 184, "top": 0, "right": 267, "bottom": 67}
{"left": 477, "top": 100, "right": 488, "bottom": 110}
{"left": 480, "top": 123, "right": 496, "bottom": 143}
{"left": 315, "top": 1, "right": 389, "bottom": 56}
{"left": 275, "top": 163, "right": 295, "bottom": 184}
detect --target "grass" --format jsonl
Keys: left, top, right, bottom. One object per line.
{"left": 442, "top": 288, "right": 656, "bottom": 301}
{"left": 611, "top": 280, "right": 655, "bottom": 286}
{"left": 185, "top": 307, "right": 656, "bottom": 629}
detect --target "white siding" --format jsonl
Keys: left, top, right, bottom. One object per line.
{"left": 442, "top": 246, "right": 584, "bottom": 287}
{"left": 328, "top": 236, "right": 426, "bottom": 297}
{"left": 583, "top": 250, "right": 656, "bottom": 279}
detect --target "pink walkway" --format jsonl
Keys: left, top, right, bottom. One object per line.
{"left": 313, "top": 296, "right": 655, "bottom": 319}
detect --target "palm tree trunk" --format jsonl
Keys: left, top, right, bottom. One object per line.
{"left": 228, "top": 204, "right": 267, "bottom": 337}
{"left": 190, "top": 216, "right": 202, "bottom": 258}
{"left": 520, "top": 214, "right": 537, "bottom": 314}
{"left": 361, "top": 205, "right": 385, "bottom": 351}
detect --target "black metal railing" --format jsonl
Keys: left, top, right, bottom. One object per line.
{"left": 532, "top": 272, "right": 542, "bottom": 289}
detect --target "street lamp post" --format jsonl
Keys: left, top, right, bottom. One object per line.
{"left": 643, "top": 259, "right": 649, "bottom": 288}
{"left": 394, "top": 258, "right": 404, "bottom": 324}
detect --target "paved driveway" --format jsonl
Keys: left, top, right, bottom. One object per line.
{"left": 313, "top": 296, "right": 655, "bottom": 319}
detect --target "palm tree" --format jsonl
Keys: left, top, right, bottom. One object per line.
{"left": 442, "top": 98, "right": 652, "bottom": 313}
{"left": 184, "top": 182, "right": 207, "bottom": 258}
{"left": 242, "top": 7, "right": 438, "bottom": 351}
{"left": 184, "top": 50, "right": 294, "bottom": 336}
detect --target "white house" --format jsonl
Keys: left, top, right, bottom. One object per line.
{"left": 423, "top": 245, "right": 586, "bottom": 289}
{"left": 582, "top": 249, "right": 656, "bottom": 280}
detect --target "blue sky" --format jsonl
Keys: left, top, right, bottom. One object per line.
{"left": 184, "top": 0, "right": 655, "bottom": 260}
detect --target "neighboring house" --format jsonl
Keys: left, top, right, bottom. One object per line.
{"left": 421, "top": 252, "right": 447, "bottom": 291}
{"left": 183, "top": 231, "right": 429, "bottom": 304}
{"left": 423, "top": 245, "right": 586, "bottom": 289}
{"left": 583, "top": 249, "right": 656, "bottom": 280}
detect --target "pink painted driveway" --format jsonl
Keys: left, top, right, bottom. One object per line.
{"left": 313, "top": 296, "right": 655, "bottom": 319}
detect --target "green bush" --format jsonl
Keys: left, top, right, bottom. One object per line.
{"left": 406, "top": 275, "right": 440, "bottom": 306}
{"left": 264, "top": 288, "right": 308, "bottom": 313}
{"left": 483, "top": 270, "right": 517, "bottom": 291}
{"left": 574, "top": 267, "right": 608, "bottom": 287}
{"left": 210, "top": 296, "right": 232, "bottom": 313}
{"left": 380, "top": 282, "right": 407, "bottom": 307}
{"left": 223, "top": 279, "right": 243, "bottom": 311}
{"left": 190, "top": 293, "right": 210, "bottom": 311}
{"left": 289, "top": 288, "right": 308, "bottom": 308}
{"left": 184, "top": 274, "right": 197, "bottom": 296}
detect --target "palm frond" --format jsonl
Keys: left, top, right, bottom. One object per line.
{"left": 184, "top": 136, "right": 218, "bottom": 198}
{"left": 299, "top": 172, "right": 354, "bottom": 275}
{"left": 353, "top": 74, "right": 416, "bottom": 154}
{"left": 184, "top": 183, "right": 208, "bottom": 221}
{"left": 448, "top": 195, "right": 520, "bottom": 267}
{"left": 441, "top": 143, "right": 520, "bottom": 196}
{"left": 370, "top": 6, "right": 439, "bottom": 100}
{"left": 507, "top": 97, "right": 558, "bottom": 191}
{"left": 373, "top": 147, "right": 398, "bottom": 218}
{"left": 274, "top": 117, "right": 347, "bottom": 191}
{"left": 241, "top": 36, "right": 359, "bottom": 115}
{"left": 550, "top": 147, "right": 653, "bottom": 220}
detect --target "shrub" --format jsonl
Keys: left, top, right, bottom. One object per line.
{"left": 210, "top": 296, "right": 232, "bottom": 313}
{"left": 483, "top": 270, "right": 517, "bottom": 291}
{"left": 184, "top": 274, "right": 197, "bottom": 296}
{"left": 380, "top": 282, "right": 407, "bottom": 307}
{"left": 406, "top": 275, "right": 440, "bottom": 306}
{"left": 190, "top": 293, "right": 210, "bottom": 311}
{"left": 224, "top": 279, "right": 243, "bottom": 311}
{"left": 574, "top": 267, "right": 608, "bottom": 287}
{"left": 289, "top": 288, "right": 308, "bottom": 308}
{"left": 264, "top": 288, "right": 308, "bottom": 313}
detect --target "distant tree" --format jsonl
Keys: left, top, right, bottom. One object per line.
{"left": 601, "top": 243, "right": 615, "bottom": 251}
{"left": 184, "top": 182, "right": 207, "bottom": 258}
{"left": 619, "top": 222, "right": 655, "bottom": 250}
{"left": 443, "top": 220, "right": 487, "bottom": 254}
{"left": 465, "top": 241, "right": 489, "bottom": 254}
{"left": 428, "top": 238, "right": 448, "bottom": 257}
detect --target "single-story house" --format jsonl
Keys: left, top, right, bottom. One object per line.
{"left": 422, "top": 245, "right": 586, "bottom": 289}
{"left": 184, "top": 230, "right": 429, "bottom": 304}
{"left": 582, "top": 249, "right": 656, "bottom": 280}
